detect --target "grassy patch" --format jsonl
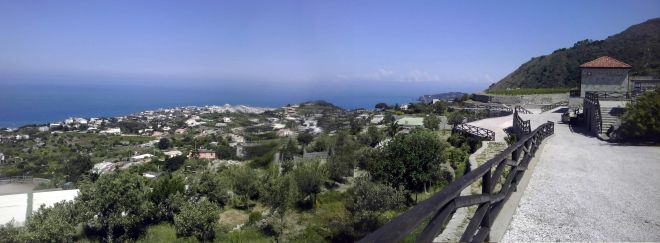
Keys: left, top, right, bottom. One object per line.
{"left": 215, "top": 228, "right": 273, "bottom": 243}
{"left": 137, "top": 223, "right": 197, "bottom": 243}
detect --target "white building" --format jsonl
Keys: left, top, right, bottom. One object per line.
{"left": 100, "top": 128, "right": 122, "bottom": 135}
{"left": 131, "top": 154, "right": 153, "bottom": 162}
{"left": 0, "top": 189, "right": 79, "bottom": 226}
{"left": 0, "top": 153, "right": 5, "bottom": 164}
{"left": 223, "top": 117, "right": 232, "bottom": 123}
{"left": 163, "top": 150, "right": 183, "bottom": 158}
{"left": 370, "top": 115, "right": 385, "bottom": 124}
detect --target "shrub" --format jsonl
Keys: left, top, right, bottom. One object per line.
{"left": 619, "top": 90, "right": 660, "bottom": 142}
{"left": 174, "top": 198, "right": 220, "bottom": 241}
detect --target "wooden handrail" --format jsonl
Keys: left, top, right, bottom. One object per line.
{"left": 513, "top": 109, "right": 531, "bottom": 135}
{"left": 514, "top": 106, "right": 533, "bottom": 114}
{"left": 540, "top": 101, "right": 568, "bottom": 113}
{"left": 360, "top": 121, "right": 555, "bottom": 243}
{"left": 453, "top": 123, "right": 496, "bottom": 141}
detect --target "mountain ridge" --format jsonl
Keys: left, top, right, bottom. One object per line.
{"left": 487, "top": 18, "right": 660, "bottom": 91}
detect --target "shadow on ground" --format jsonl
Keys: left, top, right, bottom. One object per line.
{"left": 567, "top": 122, "right": 595, "bottom": 138}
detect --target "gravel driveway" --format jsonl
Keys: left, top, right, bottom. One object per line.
{"left": 502, "top": 109, "right": 660, "bottom": 241}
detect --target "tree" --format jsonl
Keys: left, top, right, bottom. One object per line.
{"left": 279, "top": 139, "right": 300, "bottom": 161}
{"left": 21, "top": 201, "right": 78, "bottom": 242}
{"left": 164, "top": 155, "right": 186, "bottom": 172}
{"left": 189, "top": 171, "right": 230, "bottom": 206}
{"left": 447, "top": 111, "right": 465, "bottom": 127}
{"left": 151, "top": 175, "right": 186, "bottom": 221}
{"left": 423, "top": 115, "right": 440, "bottom": 130}
{"left": 433, "top": 100, "right": 448, "bottom": 114}
{"left": 262, "top": 175, "right": 298, "bottom": 240}
{"left": 157, "top": 138, "right": 171, "bottom": 150}
{"left": 225, "top": 166, "right": 260, "bottom": 209}
{"left": 348, "top": 176, "right": 406, "bottom": 234}
{"left": 292, "top": 159, "right": 327, "bottom": 207}
{"left": 215, "top": 142, "right": 236, "bottom": 160}
{"left": 375, "top": 103, "right": 388, "bottom": 110}
{"left": 174, "top": 198, "right": 220, "bottom": 241}
{"left": 77, "top": 172, "right": 155, "bottom": 241}
{"left": 441, "top": 146, "right": 469, "bottom": 178}
{"left": 65, "top": 155, "right": 93, "bottom": 182}
{"left": 368, "top": 130, "right": 449, "bottom": 201}
{"left": 358, "top": 125, "right": 384, "bottom": 147}
{"left": 296, "top": 131, "right": 314, "bottom": 147}
{"left": 619, "top": 90, "right": 660, "bottom": 142}
{"left": 386, "top": 119, "right": 400, "bottom": 137}
{"left": 349, "top": 117, "right": 363, "bottom": 135}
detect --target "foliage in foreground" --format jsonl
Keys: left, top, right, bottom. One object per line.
{"left": 619, "top": 89, "right": 660, "bottom": 142}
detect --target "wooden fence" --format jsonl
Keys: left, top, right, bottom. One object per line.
{"left": 514, "top": 106, "right": 533, "bottom": 114}
{"left": 540, "top": 101, "right": 568, "bottom": 113}
{"left": 584, "top": 92, "right": 602, "bottom": 134}
{"left": 360, "top": 121, "right": 555, "bottom": 243}
{"left": 453, "top": 123, "right": 495, "bottom": 141}
{"left": 513, "top": 109, "right": 531, "bottom": 136}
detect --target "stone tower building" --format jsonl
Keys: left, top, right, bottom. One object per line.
{"left": 579, "top": 56, "right": 631, "bottom": 97}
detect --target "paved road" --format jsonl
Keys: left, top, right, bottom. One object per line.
{"left": 502, "top": 108, "right": 660, "bottom": 241}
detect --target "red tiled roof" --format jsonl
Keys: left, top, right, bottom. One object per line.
{"left": 580, "top": 56, "right": 631, "bottom": 68}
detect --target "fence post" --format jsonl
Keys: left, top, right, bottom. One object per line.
{"left": 481, "top": 169, "right": 492, "bottom": 241}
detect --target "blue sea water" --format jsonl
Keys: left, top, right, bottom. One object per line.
{"left": 0, "top": 81, "right": 434, "bottom": 128}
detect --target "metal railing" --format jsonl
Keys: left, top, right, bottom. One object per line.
{"left": 453, "top": 123, "right": 496, "bottom": 141}
{"left": 360, "top": 121, "right": 555, "bottom": 243}
{"left": 585, "top": 91, "right": 630, "bottom": 101}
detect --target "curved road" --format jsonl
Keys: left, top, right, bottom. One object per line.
{"left": 502, "top": 108, "right": 660, "bottom": 241}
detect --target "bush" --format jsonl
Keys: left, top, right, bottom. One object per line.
{"left": 619, "top": 90, "right": 660, "bottom": 142}
{"left": 174, "top": 198, "right": 220, "bottom": 241}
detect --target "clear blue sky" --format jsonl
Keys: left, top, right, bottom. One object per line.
{"left": 1, "top": 0, "right": 658, "bottom": 91}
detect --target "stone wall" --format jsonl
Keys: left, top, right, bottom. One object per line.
{"left": 473, "top": 93, "right": 569, "bottom": 106}
{"left": 580, "top": 68, "right": 629, "bottom": 97}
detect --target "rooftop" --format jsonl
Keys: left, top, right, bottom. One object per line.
{"left": 579, "top": 56, "right": 631, "bottom": 69}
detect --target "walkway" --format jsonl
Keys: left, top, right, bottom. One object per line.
{"left": 502, "top": 108, "right": 660, "bottom": 241}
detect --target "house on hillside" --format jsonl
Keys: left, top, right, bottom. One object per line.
{"left": 579, "top": 56, "right": 632, "bottom": 97}
{"left": 163, "top": 150, "right": 183, "bottom": 158}
{"left": 578, "top": 56, "right": 637, "bottom": 139}
{"left": 190, "top": 149, "right": 216, "bottom": 160}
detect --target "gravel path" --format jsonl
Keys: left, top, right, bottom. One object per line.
{"left": 502, "top": 108, "right": 660, "bottom": 241}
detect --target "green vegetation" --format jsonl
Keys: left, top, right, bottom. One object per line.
{"left": 0, "top": 99, "right": 486, "bottom": 242}
{"left": 619, "top": 90, "right": 660, "bottom": 142}
{"left": 488, "top": 18, "right": 660, "bottom": 90}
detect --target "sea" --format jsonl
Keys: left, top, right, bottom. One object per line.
{"left": 0, "top": 81, "right": 462, "bottom": 128}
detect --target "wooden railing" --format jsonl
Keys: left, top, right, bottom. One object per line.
{"left": 513, "top": 110, "right": 531, "bottom": 136}
{"left": 360, "top": 121, "right": 555, "bottom": 243}
{"left": 585, "top": 91, "right": 630, "bottom": 101}
{"left": 584, "top": 92, "right": 602, "bottom": 134}
{"left": 459, "top": 104, "right": 513, "bottom": 113}
{"left": 453, "top": 123, "right": 495, "bottom": 141}
{"left": 514, "top": 106, "right": 533, "bottom": 114}
{"left": 540, "top": 101, "right": 568, "bottom": 113}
